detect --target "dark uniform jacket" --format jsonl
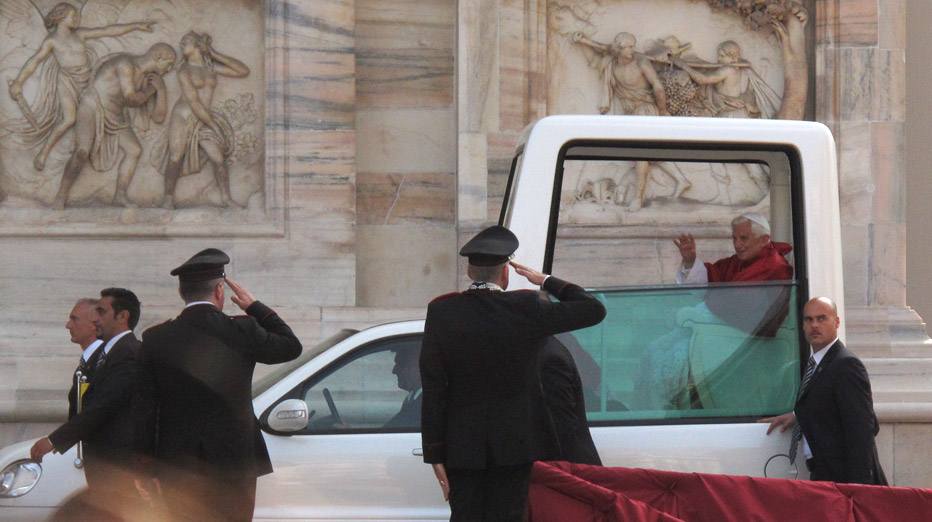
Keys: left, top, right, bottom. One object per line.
{"left": 420, "top": 276, "right": 606, "bottom": 470}
{"left": 132, "top": 301, "right": 302, "bottom": 479}
{"left": 538, "top": 336, "right": 602, "bottom": 466}
{"left": 795, "top": 340, "right": 887, "bottom": 485}
{"left": 50, "top": 333, "right": 140, "bottom": 465}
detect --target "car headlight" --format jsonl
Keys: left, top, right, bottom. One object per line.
{"left": 0, "top": 459, "right": 41, "bottom": 498}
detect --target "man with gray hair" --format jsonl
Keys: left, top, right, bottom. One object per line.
{"left": 65, "top": 298, "right": 102, "bottom": 419}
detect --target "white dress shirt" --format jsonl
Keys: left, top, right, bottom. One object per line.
{"left": 81, "top": 339, "right": 103, "bottom": 362}
{"left": 800, "top": 337, "right": 838, "bottom": 460}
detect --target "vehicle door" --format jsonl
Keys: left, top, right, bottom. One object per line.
{"left": 255, "top": 334, "right": 449, "bottom": 521}
{"left": 503, "top": 136, "right": 811, "bottom": 479}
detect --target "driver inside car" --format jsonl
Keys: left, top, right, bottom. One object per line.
{"left": 384, "top": 345, "right": 422, "bottom": 429}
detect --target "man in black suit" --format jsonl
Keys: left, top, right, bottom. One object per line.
{"left": 65, "top": 297, "right": 102, "bottom": 419}
{"left": 32, "top": 288, "right": 143, "bottom": 515}
{"left": 420, "top": 226, "right": 606, "bottom": 521}
{"left": 760, "top": 297, "right": 887, "bottom": 485}
{"left": 384, "top": 345, "right": 422, "bottom": 429}
{"left": 538, "top": 336, "right": 602, "bottom": 466}
{"left": 132, "top": 248, "right": 302, "bottom": 522}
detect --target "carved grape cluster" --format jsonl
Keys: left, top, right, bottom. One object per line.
{"left": 219, "top": 93, "right": 259, "bottom": 131}
{"left": 230, "top": 132, "right": 259, "bottom": 166}
{"left": 659, "top": 69, "right": 701, "bottom": 117}
{"left": 697, "top": 0, "right": 790, "bottom": 30}
{"left": 217, "top": 93, "right": 260, "bottom": 166}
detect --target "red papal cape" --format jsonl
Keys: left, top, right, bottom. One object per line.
{"left": 704, "top": 241, "right": 793, "bottom": 283}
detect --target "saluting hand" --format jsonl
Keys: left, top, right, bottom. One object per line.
{"left": 510, "top": 261, "right": 547, "bottom": 286}
{"left": 225, "top": 278, "right": 256, "bottom": 311}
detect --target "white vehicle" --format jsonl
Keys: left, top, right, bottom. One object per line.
{"left": 1, "top": 115, "right": 842, "bottom": 520}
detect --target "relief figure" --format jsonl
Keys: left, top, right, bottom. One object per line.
{"left": 157, "top": 31, "right": 250, "bottom": 210}
{"left": 571, "top": 31, "right": 668, "bottom": 117}
{"left": 52, "top": 43, "right": 175, "bottom": 209}
{"left": 571, "top": 31, "right": 690, "bottom": 212}
{"left": 2, "top": 1, "right": 154, "bottom": 171}
{"left": 670, "top": 40, "right": 780, "bottom": 119}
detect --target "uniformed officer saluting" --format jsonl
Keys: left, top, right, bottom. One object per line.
{"left": 132, "top": 248, "right": 302, "bottom": 522}
{"left": 419, "top": 226, "right": 606, "bottom": 521}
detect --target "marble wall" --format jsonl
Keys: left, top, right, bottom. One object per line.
{"left": 2, "top": 0, "right": 930, "bottom": 489}
{"left": 0, "top": 0, "right": 446, "bottom": 425}
{"left": 355, "top": 0, "right": 458, "bottom": 307}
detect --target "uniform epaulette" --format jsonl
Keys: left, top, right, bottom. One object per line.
{"left": 430, "top": 292, "right": 459, "bottom": 303}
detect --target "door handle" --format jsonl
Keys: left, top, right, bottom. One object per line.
{"left": 412, "top": 448, "right": 423, "bottom": 456}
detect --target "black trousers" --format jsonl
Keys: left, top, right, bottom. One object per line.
{"left": 446, "top": 463, "right": 533, "bottom": 522}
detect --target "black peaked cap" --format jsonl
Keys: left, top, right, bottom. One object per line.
{"left": 459, "top": 225, "right": 518, "bottom": 267}
{"left": 170, "top": 248, "right": 230, "bottom": 282}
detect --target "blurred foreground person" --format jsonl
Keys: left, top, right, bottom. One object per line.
{"left": 133, "top": 248, "right": 302, "bottom": 521}
{"left": 420, "top": 226, "right": 606, "bottom": 521}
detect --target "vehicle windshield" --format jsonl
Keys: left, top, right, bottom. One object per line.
{"left": 252, "top": 329, "right": 359, "bottom": 398}
{"left": 565, "top": 282, "right": 800, "bottom": 421}
{"left": 503, "top": 138, "right": 808, "bottom": 423}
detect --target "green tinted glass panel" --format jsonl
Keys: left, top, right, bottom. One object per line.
{"left": 566, "top": 282, "right": 800, "bottom": 422}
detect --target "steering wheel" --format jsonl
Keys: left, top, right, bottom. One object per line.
{"left": 322, "top": 387, "right": 343, "bottom": 426}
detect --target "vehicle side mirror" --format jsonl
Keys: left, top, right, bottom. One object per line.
{"left": 267, "top": 399, "right": 311, "bottom": 432}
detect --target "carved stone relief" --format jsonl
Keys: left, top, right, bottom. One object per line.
{"left": 0, "top": 0, "right": 264, "bottom": 216}
{"left": 547, "top": 0, "right": 809, "bottom": 225}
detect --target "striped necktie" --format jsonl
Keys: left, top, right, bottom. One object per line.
{"left": 789, "top": 355, "right": 817, "bottom": 464}
{"left": 93, "top": 348, "right": 107, "bottom": 373}
{"left": 75, "top": 357, "right": 88, "bottom": 375}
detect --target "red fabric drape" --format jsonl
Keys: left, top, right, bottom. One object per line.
{"left": 528, "top": 462, "right": 932, "bottom": 522}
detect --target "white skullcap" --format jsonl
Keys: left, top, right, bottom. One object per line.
{"left": 732, "top": 212, "right": 770, "bottom": 235}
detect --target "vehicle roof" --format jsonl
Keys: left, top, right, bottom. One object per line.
{"left": 516, "top": 115, "right": 834, "bottom": 149}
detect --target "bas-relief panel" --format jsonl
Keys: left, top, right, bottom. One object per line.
{"left": 544, "top": 0, "right": 808, "bottom": 231}
{"left": 0, "top": 0, "right": 276, "bottom": 236}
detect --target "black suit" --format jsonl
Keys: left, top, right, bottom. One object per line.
{"left": 67, "top": 359, "right": 90, "bottom": 420}
{"left": 538, "top": 336, "right": 601, "bottom": 466}
{"left": 133, "top": 301, "right": 301, "bottom": 521}
{"left": 384, "top": 391, "right": 422, "bottom": 429}
{"left": 420, "top": 276, "right": 606, "bottom": 521}
{"left": 795, "top": 340, "right": 887, "bottom": 485}
{"left": 49, "top": 332, "right": 140, "bottom": 492}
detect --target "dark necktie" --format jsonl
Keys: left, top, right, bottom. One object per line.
{"left": 789, "top": 355, "right": 817, "bottom": 464}
{"left": 93, "top": 348, "right": 107, "bottom": 374}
